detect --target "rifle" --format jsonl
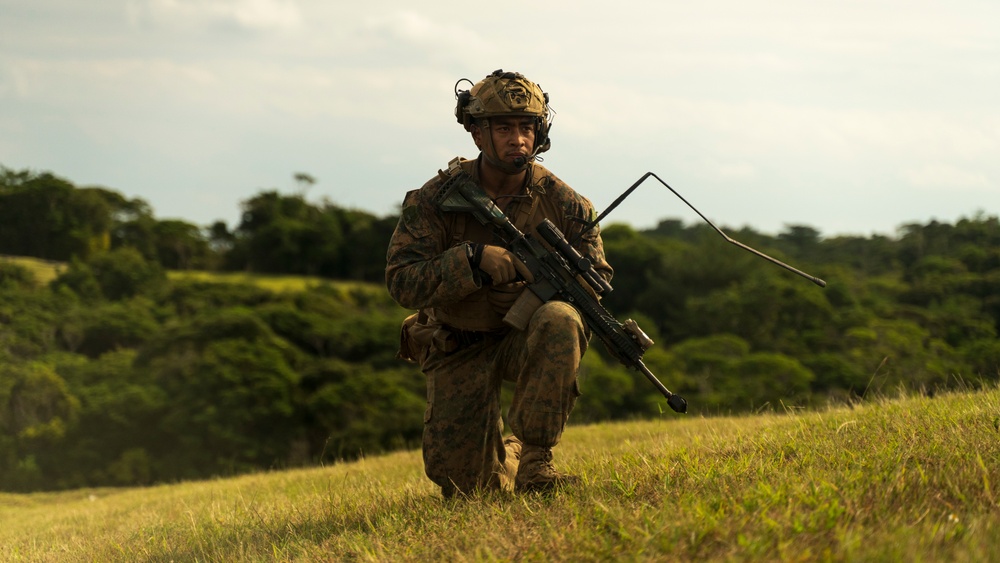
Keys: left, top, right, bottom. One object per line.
{"left": 434, "top": 160, "right": 688, "bottom": 413}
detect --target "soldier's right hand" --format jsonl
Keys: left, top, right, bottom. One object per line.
{"left": 471, "top": 244, "right": 533, "bottom": 285}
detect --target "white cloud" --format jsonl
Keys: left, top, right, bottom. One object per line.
{"left": 3, "top": 57, "right": 215, "bottom": 108}
{"left": 1, "top": 0, "right": 998, "bottom": 234}
{"left": 128, "top": 0, "right": 303, "bottom": 31}
{"left": 363, "top": 10, "right": 469, "bottom": 44}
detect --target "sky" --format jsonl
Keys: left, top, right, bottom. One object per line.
{"left": 1, "top": 0, "right": 997, "bottom": 238}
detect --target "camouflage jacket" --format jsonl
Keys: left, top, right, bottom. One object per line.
{"left": 386, "top": 157, "right": 613, "bottom": 332}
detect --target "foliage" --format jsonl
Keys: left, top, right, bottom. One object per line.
{"left": 1, "top": 162, "right": 999, "bottom": 492}
{"left": 0, "top": 361, "right": 80, "bottom": 490}
{"left": 0, "top": 170, "right": 111, "bottom": 260}
{"left": 0, "top": 261, "right": 37, "bottom": 290}
{"left": 51, "top": 247, "right": 167, "bottom": 301}
{"left": 1, "top": 166, "right": 393, "bottom": 282}
{"left": 0, "top": 259, "right": 418, "bottom": 490}
{"left": 227, "top": 191, "right": 396, "bottom": 281}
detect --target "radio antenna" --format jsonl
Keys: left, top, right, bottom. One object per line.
{"left": 570, "top": 172, "right": 827, "bottom": 288}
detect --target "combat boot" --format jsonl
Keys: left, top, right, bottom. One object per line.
{"left": 515, "top": 445, "right": 579, "bottom": 492}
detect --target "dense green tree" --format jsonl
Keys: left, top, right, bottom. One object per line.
{"left": 601, "top": 223, "right": 674, "bottom": 313}
{"left": 207, "top": 220, "right": 236, "bottom": 255}
{"left": 687, "top": 270, "right": 838, "bottom": 355}
{"left": 815, "top": 233, "right": 899, "bottom": 275}
{"left": 0, "top": 361, "right": 79, "bottom": 490}
{"left": 54, "top": 247, "right": 166, "bottom": 301}
{"left": 337, "top": 211, "right": 400, "bottom": 281}
{"left": 731, "top": 353, "right": 815, "bottom": 408}
{"left": 575, "top": 352, "right": 638, "bottom": 422}
{"left": 304, "top": 360, "right": 424, "bottom": 461}
{"left": 56, "top": 350, "right": 166, "bottom": 487}
{"left": 0, "top": 261, "right": 36, "bottom": 290}
{"left": 152, "top": 219, "right": 212, "bottom": 270}
{"left": 233, "top": 191, "right": 345, "bottom": 275}
{"left": 959, "top": 339, "right": 1000, "bottom": 382}
{"left": 842, "top": 318, "right": 964, "bottom": 393}
{"left": 161, "top": 279, "right": 274, "bottom": 317}
{"left": 0, "top": 171, "right": 112, "bottom": 260}
{"left": 777, "top": 224, "right": 822, "bottom": 258}
{"left": 59, "top": 299, "right": 160, "bottom": 358}
{"left": 0, "top": 285, "right": 72, "bottom": 359}
{"left": 135, "top": 308, "right": 304, "bottom": 478}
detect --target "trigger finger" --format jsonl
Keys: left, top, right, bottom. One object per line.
{"left": 513, "top": 258, "right": 534, "bottom": 284}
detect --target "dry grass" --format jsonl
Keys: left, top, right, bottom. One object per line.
{"left": 0, "top": 255, "right": 380, "bottom": 297}
{"left": 165, "top": 270, "right": 347, "bottom": 294}
{"left": 2, "top": 387, "right": 999, "bottom": 561}
{"left": 0, "top": 255, "right": 65, "bottom": 286}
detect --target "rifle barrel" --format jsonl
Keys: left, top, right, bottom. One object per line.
{"left": 637, "top": 361, "right": 687, "bottom": 413}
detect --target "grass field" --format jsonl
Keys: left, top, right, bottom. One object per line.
{"left": 2, "top": 387, "right": 998, "bottom": 562}
{"left": 0, "top": 254, "right": 384, "bottom": 297}
{"left": 165, "top": 270, "right": 368, "bottom": 294}
{"left": 0, "top": 255, "right": 66, "bottom": 286}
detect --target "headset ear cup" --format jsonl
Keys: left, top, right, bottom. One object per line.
{"left": 455, "top": 90, "right": 472, "bottom": 128}
{"left": 536, "top": 118, "right": 551, "bottom": 154}
{"left": 536, "top": 93, "right": 551, "bottom": 153}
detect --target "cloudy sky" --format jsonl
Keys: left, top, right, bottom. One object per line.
{"left": 1, "top": 0, "right": 997, "bottom": 238}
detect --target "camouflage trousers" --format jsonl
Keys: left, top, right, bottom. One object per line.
{"left": 419, "top": 301, "right": 588, "bottom": 497}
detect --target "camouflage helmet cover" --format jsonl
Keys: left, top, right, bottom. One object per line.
{"left": 456, "top": 70, "right": 548, "bottom": 129}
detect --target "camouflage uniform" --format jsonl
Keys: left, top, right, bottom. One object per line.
{"left": 386, "top": 156, "right": 612, "bottom": 496}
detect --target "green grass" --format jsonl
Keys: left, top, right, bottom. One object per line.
{"left": 2, "top": 387, "right": 999, "bottom": 561}
{"left": 0, "top": 255, "right": 66, "bottom": 285}
{"left": 0, "top": 254, "right": 384, "bottom": 296}
{"left": 165, "top": 270, "right": 375, "bottom": 294}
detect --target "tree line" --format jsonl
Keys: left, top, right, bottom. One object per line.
{"left": 0, "top": 167, "right": 396, "bottom": 281}
{"left": 1, "top": 165, "right": 998, "bottom": 492}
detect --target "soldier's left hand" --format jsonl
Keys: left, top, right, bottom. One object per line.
{"left": 487, "top": 282, "right": 527, "bottom": 315}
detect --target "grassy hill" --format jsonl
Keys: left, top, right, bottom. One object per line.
{"left": 0, "top": 254, "right": 66, "bottom": 285}
{"left": 165, "top": 269, "right": 385, "bottom": 295}
{"left": 0, "top": 254, "right": 388, "bottom": 296}
{"left": 2, "top": 387, "right": 998, "bottom": 561}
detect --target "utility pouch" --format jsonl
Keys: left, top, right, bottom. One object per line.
{"left": 502, "top": 289, "right": 544, "bottom": 331}
{"left": 397, "top": 313, "right": 420, "bottom": 363}
{"left": 431, "top": 328, "right": 460, "bottom": 354}
{"left": 398, "top": 311, "right": 435, "bottom": 363}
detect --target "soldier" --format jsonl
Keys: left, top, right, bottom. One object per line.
{"left": 386, "top": 69, "right": 612, "bottom": 497}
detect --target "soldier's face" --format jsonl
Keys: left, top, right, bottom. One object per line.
{"left": 473, "top": 116, "right": 535, "bottom": 164}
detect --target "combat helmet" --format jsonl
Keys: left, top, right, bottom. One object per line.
{"left": 455, "top": 69, "right": 553, "bottom": 172}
